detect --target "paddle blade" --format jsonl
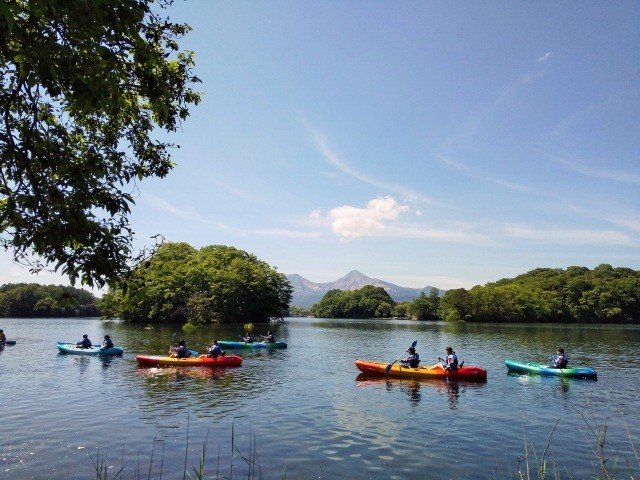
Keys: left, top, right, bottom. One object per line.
{"left": 385, "top": 364, "right": 393, "bottom": 372}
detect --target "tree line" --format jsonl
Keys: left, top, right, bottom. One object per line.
{"left": 0, "top": 283, "right": 100, "bottom": 317}
{"left": 309, "top": 264, "right": 640, "bottom": 324}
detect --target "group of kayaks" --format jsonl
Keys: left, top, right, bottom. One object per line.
{"left": 354, "top": 359, "right": 597, "bottom": 381}
{"left": 355, "top": 356, "right": 597, "bottom": 381}
{"left": 55, "top": 338, "right": 596, "bottom": 380}
{"left": 55, "top": 338, "right": 288, "bottom": 369}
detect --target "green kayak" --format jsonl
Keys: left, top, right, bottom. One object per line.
{"left": 217, "top": 340, "right": 287, "bottom": 349}
{"left": 505, "top": 359, "right": 597, "bottom": 380}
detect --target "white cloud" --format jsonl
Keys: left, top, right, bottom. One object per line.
{"left": 537, "top": 51, "right": 552, "bottom": 63}
{"left": 329, "top": 196, "right": 409, "bottom": 239}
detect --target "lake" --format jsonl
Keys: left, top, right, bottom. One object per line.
{"left": 0, "top": 317, "right": 638, "bottom": 479}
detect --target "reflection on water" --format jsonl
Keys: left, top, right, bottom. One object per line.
{"left": 355, "top": 373, "right": 484, "bottom": 410}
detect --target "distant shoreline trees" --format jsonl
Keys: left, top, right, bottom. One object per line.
{"left": 310, "top": 265, "right": 640, "bottom": 324}
{"left": 439, "top": 264, "right": 640, "bottom": 324}
{"left": 0, "top": 283, "right": 100, "bottom": 317}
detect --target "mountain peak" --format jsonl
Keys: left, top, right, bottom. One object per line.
{"left": 286, "top": 271, "right": 442, "bottom": 308}
{"left": 344, "top": 270, "right": 366, "bottom": 278}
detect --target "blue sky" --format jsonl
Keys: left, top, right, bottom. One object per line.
{"left": 2, "top": 1, "right": 639, "bottom": 291}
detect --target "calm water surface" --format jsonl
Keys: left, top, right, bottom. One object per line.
{"left": 0, "top": 317, "right": 638, "bottom": 479}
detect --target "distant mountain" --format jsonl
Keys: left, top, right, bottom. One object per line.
{"left": 286, "top": 270, "right": 442, "bottom": 308}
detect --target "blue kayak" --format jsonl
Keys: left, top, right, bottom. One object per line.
{"left": 57, "top": 341, "right": 124, "bottom": 356}
{"left": 505, "top": 359, "right": 597, "bottom": 380}
{"left": 217, "top": 340, "right": 287, "bottom": 349}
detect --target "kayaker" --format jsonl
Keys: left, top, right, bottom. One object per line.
{"left": 200, "top": 340, "right": 224, "bottom": 358}
{"left": 0, "top": 329, "right": 6, "bottom": 344}
{"left": 262, "top": 331, "right": 275, "bottom": 343}
{"left": 243, "top": 333, "right": 254, "bottom": 343}
{"left": 169, "top": 339, "right": 190, "bottom": 358}
{"left": 549, "top": 347, "right": 568, "bottom": 368}
{"left": 400, "top": 346, "right": 420, "bottom": 368}
{"left": 101, "top": 335, "right": 114, "bottom": 349}
{"left": 437, "top": 346, "right": 459, "bottom": 370}
{"left": 76, "top": 334, "right": 92, "bottom": 348}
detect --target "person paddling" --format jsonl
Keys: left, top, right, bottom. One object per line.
{"left": 76, "top": 334, "right": 92, "bottom": 348}
{"left": 262, "top": 331, "right": 275, "bottom": 343}
{"left": 549, "top": 347, "right": 568, "bottom": 368}
{"left": 199, "top": 340, "right": 225, "bottom": 358}
{"left": 243, "top": 332, "right": 254, "bottom": 343}
{"left": 100, "top": 335, "right": 114, "bottom": 350}
{"left": 435, "top": 346, "right": 459, "bottom": 370}
{"left": 169, "top": 339, "right": 190, "bottom": 358}
{"left": 400, "top": 346, "right": 420, "bottom": 368}
{"left": 0, "top": 329, "right": 6, "bottom": 344}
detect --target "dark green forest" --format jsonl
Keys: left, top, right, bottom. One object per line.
{"left": 99, "top": 242, "right": 292, "bottom": 325}
{"left": 0, "top": 284, "right": 100, "bottom": 317}
{"left": 310, "top": 265, "right": 640, "bottom": 324}
{"left": 439, "top": 264, "right": 640, "bottom": 324}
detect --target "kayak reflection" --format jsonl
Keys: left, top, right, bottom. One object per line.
{"left": 355, "top": 373, "right": 486, "bottom": 410}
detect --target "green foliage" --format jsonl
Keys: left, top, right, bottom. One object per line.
{"left": 407, "top": 288, "right": 440, "bottom": 319}
{"left": 99, "top": 243, "right": 293, "bottom": 325}
{"left": 0, "top": 283, "right": 100, "bottom": 317}
{"left": 438, "top": 264, "right": 640, "bottom": 324}
{"left": 0, "top": 0, "right": 201, "bottom": 288}
{"left": 310, "top": 285, "right": 396, "bottom": 319}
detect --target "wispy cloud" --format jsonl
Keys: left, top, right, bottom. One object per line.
{"left": 553, "top": 156, "right": 640, "bottom": 184}
{"left": 537, "top": 51, "right": 552, "bottom": 63}
{"left": 304, "top": 121, "right": 435, "bottom": 205}
{"left": 504, "top": 224, "right": 632, "bottom": 246}
{"left": 143, "top": 193, "right": 195, "bottom": 219}
{"left": 217, "top": 222, "right": 322, "bottom": 239}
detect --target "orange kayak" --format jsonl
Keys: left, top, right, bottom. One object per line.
{"left": 355, "top": 359, "right": 487, "bottom": 381}
{"left": 135, "top": 354, "right": 242, "bottom": 368}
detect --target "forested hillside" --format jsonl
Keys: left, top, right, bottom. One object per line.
{"left": 0, "top": 284, "right": 100, "bottom": 317}
{"left": 439, "top": 264, "right": 640, "bottom": 323}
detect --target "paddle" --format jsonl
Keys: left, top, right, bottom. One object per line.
{"left": 386, "top": 340, "right": 417, "bottom": 372}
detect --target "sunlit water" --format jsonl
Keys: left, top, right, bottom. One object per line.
{"left": 0, "top": 317, "right": 638, "bottom": 479}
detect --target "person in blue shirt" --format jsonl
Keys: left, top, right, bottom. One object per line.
{"left": 169, "top": 339, "right": 190, "bottom": 358}
{"left": 76, "top": 334, "right": 92, "bottom": 348}
{"left": 101, "top": 335, "right": 114, "bottom": 349}
{"left": 549, "top": 347, "right": 568, "bottom": 368}
{"left": 400, "top": 346, "right": 420, "bottom": 368}
{"left": 243, "top": 333, "right": 254, "bottom": 343}
{"left": 262, "top": 331, "right": 275, "bottom": 343}
{"left": 199, "top": 340, "right": 225, "bottom": 358}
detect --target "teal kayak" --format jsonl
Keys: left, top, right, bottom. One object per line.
{"left": 505, "top": 359, "right": 597, "bottom": 380}
{"left": 217, "top": 340, "right": 287, "bottom": 349}
{"left": 57, "top": 341, "right": 124, "bottom": 356}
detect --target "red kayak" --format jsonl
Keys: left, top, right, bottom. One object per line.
{"left": 354, "top": 359, "right": 487, "bottom": 381}
{"left": 135, "top": 354, "right": 242, "bottom": 368}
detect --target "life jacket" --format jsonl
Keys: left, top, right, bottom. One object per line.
{"left": 556, "top": 354, "right": 568, "bottom": 368}
{"left": 409, "top": 353, "right": 420, "bottom": 368}
{"left": 448, "top": 354, "right": 459, "bottom": 369}
{"left": 176, "top": 345, "right": 189, "bottom": 358}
